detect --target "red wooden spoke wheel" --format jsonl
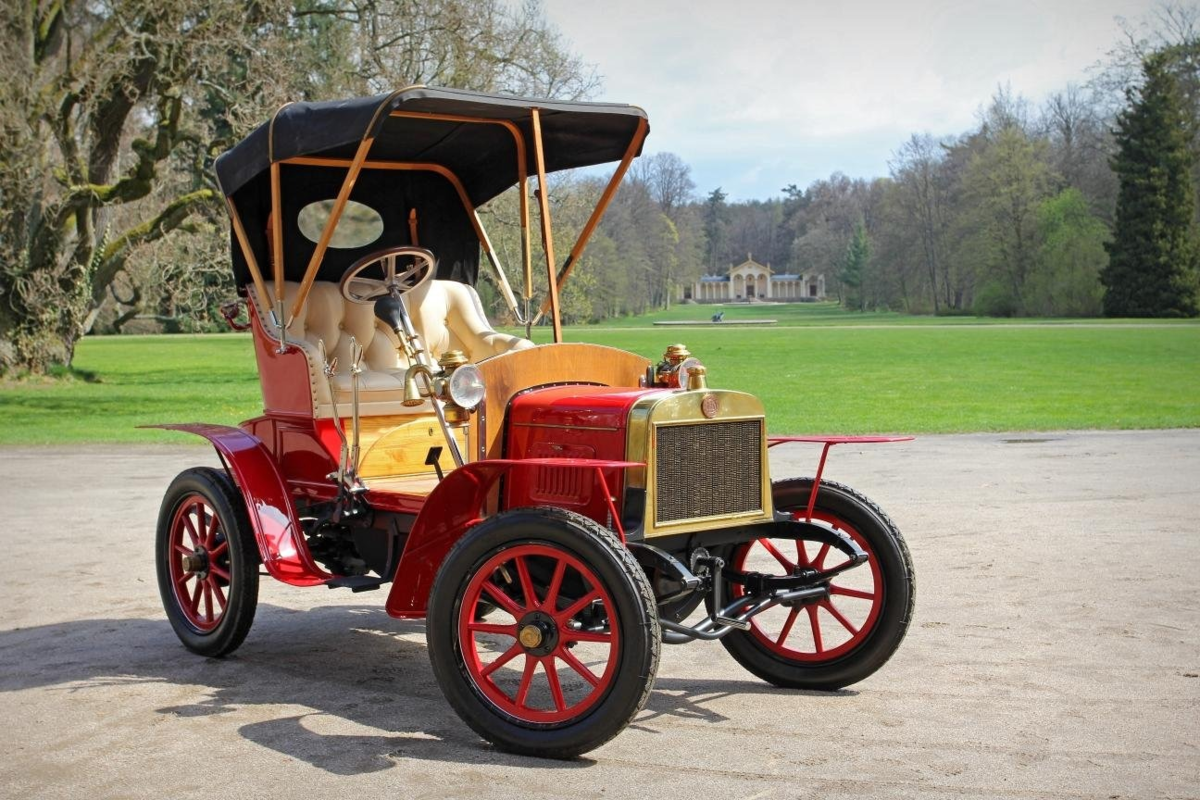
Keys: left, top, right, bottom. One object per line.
{"left": 712, "top": 478, "right": 915, "bottom": 691}
{"left": 156, "top": 467, "right": 259, "bottom": 658}
{"left": 732, "top": 510, "right": 883, "bottom": 662}
{"left": 427, "top": 507, "right": 660, "bottom": 759}
{"left": 167, "top": 494, "right": 232, "bottom": 632}
{"left": 457, "top": 543, "right": 621, "bottom": 724}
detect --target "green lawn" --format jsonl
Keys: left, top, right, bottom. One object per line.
{"left": 583, "top": 301, "right": 1200, "bottom": 327}
{"left": 1, "top": 322, "right": 1198, "bottom": 444}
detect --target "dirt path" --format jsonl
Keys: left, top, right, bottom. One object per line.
{"left": 1, "top": 431, "right": 1197, "bottom": 799}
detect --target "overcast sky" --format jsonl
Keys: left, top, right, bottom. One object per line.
{"left": 540, "top": 0, "right": 1162, "bottom": 200}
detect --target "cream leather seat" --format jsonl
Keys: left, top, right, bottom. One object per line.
{"left": 251, "top": 279, "right": 532, "bottom": 417}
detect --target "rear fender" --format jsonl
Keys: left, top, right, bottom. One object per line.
{"left": 147, "top": 424, "right": 330, "bottom": 586}
{"left": 384, "top": 457, "right": 640, "bottom": 619}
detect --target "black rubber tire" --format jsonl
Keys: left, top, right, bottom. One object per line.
{"left": 711, "top": 478, "right": 915, "bottom": 690}
{"left": 426, "top": 507, "right": 660, "bottom": 759}
{"left": 155, "top": 467, "right": 260, "bottom": 658}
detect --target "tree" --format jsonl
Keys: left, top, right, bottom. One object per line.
{"left": 839, "top": 221, "right": 870, "bottom": 311}
{"left": 631, "top": 152, "right": 695, "bottom": 217}
{"left": 1101, "top": 52, "right": 1199, "bottom": 317}
{"left": 963, "top": 125, "right": 1054, "bottom": 314}
{"left": 889, "top": 134, "right": 952, "bottom": 313}
{"left": 0, "top": 0, "right": 598, "bottom": 374}
{"left": 702, "top": 188, "right": 728, "bottom": 273}
{"left": 1027, "top": 189, "right": 1107, "bottom": 317}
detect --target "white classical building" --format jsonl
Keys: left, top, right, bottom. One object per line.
{"left": 687, "top": 256, "right": 825, "bottom": 302}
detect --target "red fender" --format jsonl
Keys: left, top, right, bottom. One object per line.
{"left": 767, "top": 435, "right": 914, "bottom": 522}
{"left": 384, "top": 458, "right": 641, "bottom": 619}
{"left": 147, "top": 423, "right": 331, "bottom": 586}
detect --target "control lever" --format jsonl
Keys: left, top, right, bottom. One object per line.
{"left": 318, "top": 339, "right": 351, "bottom": 488}
{"left": 349, "top": 337, "right": 364, "bottom": 477}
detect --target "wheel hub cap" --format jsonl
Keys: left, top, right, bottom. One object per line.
{"left": 182, "top": 551, "right": 206, "bottom": 574}
{"left": 518, "top": 625, "right": 543, "bottom": 648}
{"left": 515, "top": 610, "right": 558, "bottom": 656}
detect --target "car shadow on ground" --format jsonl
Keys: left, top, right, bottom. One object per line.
{"left": 0, "top": 604, "right": 853, "bottom": 773}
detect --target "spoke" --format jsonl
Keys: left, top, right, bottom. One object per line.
{"left": 181, "top": 513, "right": 201, "bottom": 549}
{"left": 760, "top": 539, "right": 795, "bottom": 571}
{"left": 775, "top": 607, "right": 801, "bottom": 646}
{"left": 189, "top": 580, "right": 204, "bottom": 615}
{"left": 822, "top": 600, "right": 860, "bottom": 635}
{"left": 481, "top": 642, "right": 523, "bottom": 678}
{"left": 814, "top": 543, "right": 831, "bottom": 570}
{"left": 203, "top": 582, "right": 214, "bottom": 623}
{"left": 830, "top": 585, "right": 875, "bottom": 601}
{"left": 209, "top": 564, "right": 231, "bottom": 582}
{"left": 207, "top": 516, "right": 221, "bottom": 549}
{"left": 515, "top": 657, "right": 538, "bottom": 708}
{"left": 807, "top": 605, "right": 824, "bottom": 653}
{"left": 543, "top": 559, "right": 567, "bottom": 612}
{"left": 175, "top": 571, "right": 193, "bottom": 586}
{"left": 386, "top": 256, "right": 396, "bottom": 283}
{"left": 467, "top": 622, "right": 518, "bottom": 637}
{"left": 557, "top": 648, "right": 601, "bottom": 688}
{"left": 194, "top": 506, "right": 209, "bottom": 547}
{"left": 557, "top": 589, "right": 601, "bottom": 623}
{"left": 515, "top": 556, "right": 538, "bottom": 610}
{"left": 564, "top": 629, "right": 612, "bottom": 644}
{"left": 544, "top": 658, "right": 566, "bottom": 712}
{"left": 210, "top": 579, "right": 227, "bottom": 610}
{"left": 208, "top": 541, "right": 228, "bottom": 559}
{"left": 174, "top": 544, "right": 193, "bottom": 557}
{"left": 481, "top": 580, "right": 524, "bottom": 617}
{"left": 794, "top": 539, "right": 810, "bottom": 568}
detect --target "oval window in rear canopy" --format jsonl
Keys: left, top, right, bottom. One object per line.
{"left": 297, "top": 199, "right": 384, "bottom": 249}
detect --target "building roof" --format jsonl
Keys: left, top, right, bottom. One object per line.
{"left": 772, "top": 274, "right": 800, "bottom": 281}
{"left": 699, "top": 275, "right": 729, "bottom": 282}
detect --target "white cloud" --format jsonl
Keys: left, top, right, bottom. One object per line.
{"left": 542, "top": 0, "right": 1158, "bottom": 198}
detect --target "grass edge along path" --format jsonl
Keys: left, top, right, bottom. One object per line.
{"left": 1, "top": 323, "right": 1197, "bottom": 445}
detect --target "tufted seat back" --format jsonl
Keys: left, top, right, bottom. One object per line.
{"left": 248, "top": 280, "right": 528, "bottom": 417}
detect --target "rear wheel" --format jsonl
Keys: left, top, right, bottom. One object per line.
{"left": 427, "top": 507, "right": 660, "bottom": 758}
{"left": 156, "top": 467, "right": 259, "bottom": 658}
{"left": 711, "top": 478, "right": 914, "bottom": 690}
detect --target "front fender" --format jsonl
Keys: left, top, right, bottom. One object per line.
{"left": 384, "top": 457, "right": 640, "bottom": 619}
{"left": 147, "top": 423, "right": 330, "bottom": 586}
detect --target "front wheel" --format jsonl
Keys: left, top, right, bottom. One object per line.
{"left": 155, "top": 467, "right": 259, "bottom": 658}
{"left": 427, "top": 507, "right": 660, "bottom": 758}
{"left": 711, "top": 478, "right": 915, "bottom": 690}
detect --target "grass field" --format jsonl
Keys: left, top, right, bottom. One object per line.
{"left": 2, "top": 317, "right": 1197, "bottom": 444}
{"left": 585, "top": 301, "right": 1200, "bottom": 327}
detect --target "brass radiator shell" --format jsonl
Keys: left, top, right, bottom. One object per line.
{"left": 625, "top": 390, "right": 773, "bottom": 538}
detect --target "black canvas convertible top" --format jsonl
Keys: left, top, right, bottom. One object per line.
{"left": 217, "top": 87, "right": 648, "bottom": 289}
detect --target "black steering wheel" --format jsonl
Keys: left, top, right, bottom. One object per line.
{"left": 339, "top": 246, "right": 436, "bottom": 304}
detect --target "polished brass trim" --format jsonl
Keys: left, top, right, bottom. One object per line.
{"left": 624, "top": 390, "right": 774, "bottom": 538}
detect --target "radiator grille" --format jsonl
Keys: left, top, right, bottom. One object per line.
{"left": 655, "top": 420, "right": 763, "bottom": 524}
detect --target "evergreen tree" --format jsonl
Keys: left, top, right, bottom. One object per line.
{"left": 1102, "top": 52, "right": 1199, "bottom": 317}
{"left": 702, "top": 188, "right": 729, "bottom": 273}
{"left": 840, "top": 221, "right": 870, "bottom": 311}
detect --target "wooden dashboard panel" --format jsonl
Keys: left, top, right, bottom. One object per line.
{"left": 473, "top": 343, "right": 650, "bottom": 460}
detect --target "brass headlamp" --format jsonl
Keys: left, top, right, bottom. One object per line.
{"left": 654, "top": 343, "right": 705, "bottom": 389}
{"left": 401, "top": 350, "right": 483, "bottom": 426}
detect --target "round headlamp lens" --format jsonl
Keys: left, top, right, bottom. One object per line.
{"left": 448, "top": 364, "right": 485, "bottom": 409}
{"left": 674, "top": 357, "right": 703, "bottom": 388}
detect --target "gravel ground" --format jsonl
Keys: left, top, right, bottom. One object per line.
{"left": 1, "top": 430, "right": 1197, "bottom": 799}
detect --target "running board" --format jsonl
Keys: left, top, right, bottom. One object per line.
{"left": 326, "top": 575, "right": 388, "bottom": 592}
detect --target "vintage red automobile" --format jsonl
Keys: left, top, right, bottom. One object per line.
{"left": 153, "top": 86, "right": 915, "bottom": 758}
